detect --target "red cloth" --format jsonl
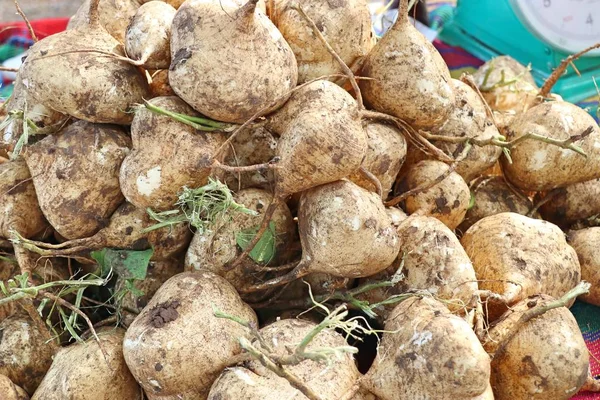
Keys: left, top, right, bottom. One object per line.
{"left": 0, "top": 17, "right": 69, "bottom": 42}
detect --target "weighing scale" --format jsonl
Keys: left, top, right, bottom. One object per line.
{"left": 438, "top": 0, "right": 600, "bottom": 106}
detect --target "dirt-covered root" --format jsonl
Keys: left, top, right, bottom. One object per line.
{"left": 0, "top": 374, "right": 29, "bottom": 400}
{"left": 68, "top": 0, "right": 142, "bottom": 44}
{"left": 31, "top": 329, "right": 141, "bottom": 400}
{"left": 567, "top": 228, "right": 600, "bottom": 306}
{"left": 123, "top": 271, "right": 258, "bottom": 399}
{"left": 537, "top": 178, "right": 600, "bottom": 228}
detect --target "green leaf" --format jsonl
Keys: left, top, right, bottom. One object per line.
{"left": 125, "top": 279, "right": 145, "bottom": 297}
{"left": 236, "top": 222, "right": 277, "bottom": 265}
{"left": 467, "top": 192, "right": 476, "bottom": 210}
{"left": 91, "top": 248, "right": 153, "bottom": 280}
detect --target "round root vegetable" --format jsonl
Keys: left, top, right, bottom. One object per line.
{"left": 224, "top": 125, "right": 278, "bottom": 190}
{"left": 458, "top": 176, "right": 534, "bottom": 234}
{"left": 348, "top": 121, "right": 407, "bottom": 197}
{"left": 567, "top": 228, "right": 600, "bottom": 305}
{"left": 18, "top": 202, "right": 192, "bottom": 261}
{"left": 243, "top": 180, "right": 400, "bottom": 292}
{"left": 184, "top": 188, "right": 295, "bottom": 298}
{"left": 537, "top": 178, "right": 600, "bottom": 228}
{"left": 68, "top": 0, "right": 142, "bottom": 44}
{"left": 120, "top": 96, "right": 227, "bottom": 211}
{"left": 32, "top": 329, "right": 141, "bottom": 400}
{"left": 0, "top": 316, "right": 55, "bottom": 395}
{"left": 472, "top": 55, "right": 538, "bottom": 114}
{"left": 0, "top": 375, "right": 28, "bottom": 400}
{"left": 502, "top": 101, "right": 600, "bottom": 191}
{"left": 399, "top": 160, "right": 470, "bottom": 230}
{"left": 125, "top": 1, "right": 177, "bottom": 69}
{"left": 23, "top": 120, "right": 130, "bottom": 240}
{"left": 169, "top": 0, "right": 298, "bottom": 124}
{"left": 359, "top": 214, "right": 478, "bottom": 319}
{"left": 267, "top": 0, "right": 372, "bottom": 83}
{"left": 460, "top": 212, "right": 581, "bottom": 321}
{"left": 359, "top": 0, "right": 454, "bottom": 129}
{"left": 144, "top": 0, "right": 266, "bottom": 10}
{"left": 116, "top": 258, "right": 184, "bottom": 324}
{"left": 207, "top": 319, "right": 360, "bottom": 400}
{"left": 426, "top": 79, "right": 502, "bottom": 182}
{"left": 363, "top": 296, "right": 492, "bottom": 400}
{"left": 0, "top": 160, "right": 49, "bottom": 240}
{"left": 484, "top": 294, "right": 590, "bottom": 400}
{"left": 22, "top": 0, "right": 150, "bottom": 124}
{"left": 123, "top": 271, "right": 258, "bottom": 399}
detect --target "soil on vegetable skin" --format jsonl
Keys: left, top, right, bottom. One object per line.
{"left": 149, "top": 300, "right": 181, "bottom": 328}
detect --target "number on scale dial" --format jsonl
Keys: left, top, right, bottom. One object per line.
{"left": 510, "top": 0, "right": 600, "bottom": 55}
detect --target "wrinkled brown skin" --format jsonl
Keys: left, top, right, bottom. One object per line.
{"left": 116, "top": 258, "right": 184, "bottom": 325}
{"left": 21, "top": 13, "right": 150, "bottom": 125}
{"left": 32, "top": 329, "right": 141, "bottom": 400}
{"left": 567, "top": 228, "right": 600, "bottom": 305}
{"left": 359, "top": 215, "right": 478, "bottom": 321}
{"left": 68, "top": 0, "right": 142, "bottom": 44}
{"left": 0, "top": 74, "right": 66, "bottom": 156}
{"left": 0, "top": 375, "right": 29, "bottom": 400}
{"left": 461, "top": 212, "right": 581, "bottom": 322}
{"left": 502, "top": 101, "right": 600, "bottom": 191}
{"left": 400, "top": 160, "right": 470, "bottom": 230}
{"left": 484, "top": 295, "right": 589, "bottom": 400}
{"left": 123, "top": 271, "right": 258, "bottom": 400}
{"left": 472, "top": 55, "right": 538, "bottom": 114}
{"left": 24, "top": 121, "right": 130, "bottom": 240}
{"left": 0, "top": 316, "right": 55, "bottom": 395}
{"left": 184, "top": 189, "right": 295, "bottom": 298}
{"left": 208, "top": 318, "right": 360, "bottom": 400}
{"left": 120, "top": 96, "right": 227, "bottom": 211}
{"left": 538, "top": 178, "right": 600, "bottom": 228}
{"left": 265, "top": 81, "right": 366, "bottom": 196}
{"left": 169, "top": 0, "right": 298, "bottom": 124}
{"left": 149, "top": 70, "right": 176, "bottom": 97}
{"left": 349, "top": 121, "right": 407, "bottom": 197}
{"left": 297, "top": 180, "right": 400, "bottom": 278}
{"left": 125, "top": 1, "right": 176, "bottom": 69}
{"left": 0, "top": 161, "right": 49, "bottom": 240}
{"left": 458, "top": 176, "right": 535, "bottom": 234}
{"left": 268, "top": 0, "right": 372, "bottom": 84}
{"left": 359, "top": 10, "right": 454, "bottom": 129}
{"left": 224, "top": 125, "right": 278, "bottom": 191}
{"left": 363, "top": 297, "right": 492, "bottom": 400}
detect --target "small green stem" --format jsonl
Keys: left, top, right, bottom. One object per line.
{"left": 143, "top": 100, "right": 234, "bottom": 132}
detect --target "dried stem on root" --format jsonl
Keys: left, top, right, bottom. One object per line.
{"left": 14, "top": 0, "right": 37, "bottom": 42}
{"left": 359, "top": 166, "right": 384, "bottom": 199}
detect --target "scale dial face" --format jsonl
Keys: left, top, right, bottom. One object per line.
{"left": 510, "top": 0, "right": 600, "bottom": 56}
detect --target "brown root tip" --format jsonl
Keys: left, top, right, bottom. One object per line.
{"left": 240, "top": 262, "right": 307, "bottom": 293}
{"left": 397, "top": 0, "right": 409, "bottom": 23}
{"left": 238, "top": 0, "right": 260, "bottom": 16}
{"left": 581, "top": 374, "right": 600, "bottom": 392}
{"left": 88, "top": 0, "right": 102, "bottom": 28}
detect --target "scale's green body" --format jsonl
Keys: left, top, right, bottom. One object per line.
{"left": 438, "top": 0, "right": 600, "bottom": 109}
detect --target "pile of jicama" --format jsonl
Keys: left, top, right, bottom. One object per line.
{"left": 1, "top": 0, "right": 600, "bottom": 399}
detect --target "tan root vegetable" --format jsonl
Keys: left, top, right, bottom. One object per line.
{"left": 0, "top": 375, "right": 29, "bottom": 400}
{"left": 359, "top": 214, "right": 478, "bottom": 319}
{"left": 224, "top": 125, "right": 278, "bottom": 191}
{"left": 386, "top": 206, "right": 408, "bottom": 227}
{"left": 68, "top": 0, "right": 142, "bottom": 44}
{"left": 359, "top": 0, "right": 454, "bottom": 129}
{"left": 144, "top": 0, "right": 267, "bottom": 10}
{"left": 207, "top": 319, "right": 361, "bottom": 400}
{"left": 461, "top": 212, "right": 581, "bottom": 321}
{"left": 502, "top": 101, "right": 600, "bottom": 191}
{"left": 125, "top": 1, "right": 177, "bottom": 69}
{"left": 458, "top": 176, "right": 534, "bottom": 234}
{"left": 348, "top": 121, "right": 407, "bottom": 197}
{"left": 363, "top": 296, "right": 492, "bottom": 400}
{"left": 538, "top": 178, "right": 600, "bottom": 228}
{"left": 0, "top": 160, "right": 49, "bottom": 240}
{"left": 472, "top": 55, "right": 538, "bottom": 114}
{"left": 399, "top": 160, "right": 471, "bottom": 230}
{"left": 267, "top": 0, "right": 372, "bottom": 83}
{"left": 120, "top": 96, "right": 227, "bottom": 211}
{"left": 169, "top": 0, "right": 298, "bottom": 123}
{"left": 184, "top": 188, "right": 295, "bottom": 298}
{"left": 484, "top": 294, "right": 590, "bottom": 400}
{"left": 0, "top": 316, "right": 55, "bottom": 395}
{"left": 243, "top": 180, "right": 400, "bottom": 292}
{"left": 567, "top": 228, "right": 600, "bottom": 305}
{"left": 31, "top": 329, "right": 141, "bottom": 400}
{"left": 22, "top": 0, "right": 150, "bottom": 124}
{"left": 123, "top": 271, "right": 257, "bottom": 399}
{"left": 23, "top": 121, "right": 130, "bottom": 240}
